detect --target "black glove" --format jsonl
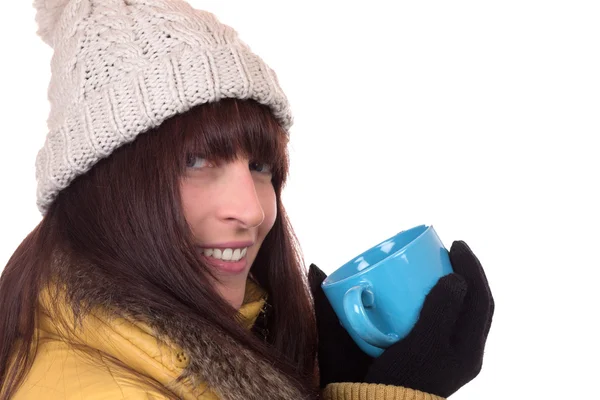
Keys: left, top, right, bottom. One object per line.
{"left": 309, "top": 241, "right": 494, "bottom": 398}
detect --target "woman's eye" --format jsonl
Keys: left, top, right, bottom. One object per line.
{"left": 249, "top": 161, "right": 272, "bottom": 174}
{"left": 185, "top": 154, "right": 213, "bottom": 169}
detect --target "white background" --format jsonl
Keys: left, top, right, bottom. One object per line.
{"left": 1, "top": 1, "right": 599, "bottom": 399}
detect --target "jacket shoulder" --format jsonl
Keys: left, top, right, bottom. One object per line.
{"left": 12, "top": 339, "right": 172, "bottom": 400}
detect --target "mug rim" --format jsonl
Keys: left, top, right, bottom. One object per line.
{"left": 322, "top": 224, "right": 432, "bottom": 288}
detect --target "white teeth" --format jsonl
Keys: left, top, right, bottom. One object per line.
{"left": 202, "top": 247, "right": 248, "bottom": 262}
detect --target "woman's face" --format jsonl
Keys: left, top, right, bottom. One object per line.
{"left": 180, "top": 153, "right": 277, "bottom": 309}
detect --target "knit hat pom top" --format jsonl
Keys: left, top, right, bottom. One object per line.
{"left": 34, "top": 0, "right": 72, "bottom": 47}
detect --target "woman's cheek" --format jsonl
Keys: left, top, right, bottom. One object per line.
{"left": 260, "top": 183, "right": 277, "bottom": 229}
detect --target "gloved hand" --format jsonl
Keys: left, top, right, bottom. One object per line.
{"left": 309, "top": 241, "right": 494, "bottom": 398}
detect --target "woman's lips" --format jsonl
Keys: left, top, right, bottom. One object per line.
{"left": 199, "top": 253, "right": 248, "bottom": 274}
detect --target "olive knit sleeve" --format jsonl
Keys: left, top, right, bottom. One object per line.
{"left": 322, "top": 383, "right": 445, "bottom": 400}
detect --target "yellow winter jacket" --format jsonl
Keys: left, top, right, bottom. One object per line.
{"left": 11, "top": 280, "right": 443, "bottom": 400}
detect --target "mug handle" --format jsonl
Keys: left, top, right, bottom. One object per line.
{"left": 343, "top": 282, "right": 400, "bottom": 349}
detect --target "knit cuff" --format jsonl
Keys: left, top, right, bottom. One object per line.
{"left": 321, "top": 383, "right": 446, "bottom": 400}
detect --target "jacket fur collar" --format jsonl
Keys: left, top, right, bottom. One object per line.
{"left": 38, "top": 278, "right": 307, "bottom": 400}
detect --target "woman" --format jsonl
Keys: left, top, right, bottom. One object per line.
{"left": 0, "top": 0, "right": 494, "bottom": 399}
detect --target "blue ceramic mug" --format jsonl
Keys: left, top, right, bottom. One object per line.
{"left": 321, "top": 225, "right": 453, "bottom": 357}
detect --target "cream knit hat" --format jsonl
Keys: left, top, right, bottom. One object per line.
{"left": 33, "top": 0, "right": 293, "bottom": 214}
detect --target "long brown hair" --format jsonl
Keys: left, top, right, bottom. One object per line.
{"left": 0, "top": 99, "right": 318, "bottom": 399}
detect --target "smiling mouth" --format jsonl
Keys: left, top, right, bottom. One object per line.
{"left": 199, "top": 247, "right": 248, "bottom": 262}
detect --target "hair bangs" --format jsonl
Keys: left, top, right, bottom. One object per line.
{"left": 175, "top": 99, "right": 290, "bottom": 187}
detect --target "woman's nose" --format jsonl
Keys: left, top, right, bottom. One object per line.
{"left": 217, "top": 161, "right": 265, "bottom": 228}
